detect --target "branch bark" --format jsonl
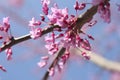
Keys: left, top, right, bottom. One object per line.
{"left": 74, "top": 48, "right": 120, "bottom": 72}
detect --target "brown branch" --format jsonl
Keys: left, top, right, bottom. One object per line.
{"left": 74, "top": 48, "right": 120, "bottom": 72}
{"left": 0, "top": 25, "right": 60, "bottom": 52}
{"left": 42, "top": 47, "right": 66, "bottom": 80}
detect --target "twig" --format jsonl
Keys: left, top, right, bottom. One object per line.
{"left": 42, "top": 47, "right": 66, "bottom": 80}
{"left": 0, "top": 25, "right": 60, "bottom": 52}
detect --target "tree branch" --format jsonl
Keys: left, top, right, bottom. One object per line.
{"left": 74, "top": 48, "right": 120, "bottom": 72}
{"left": 42, "top": 47, "right": 66, "bottom": 80}
{"left": 0, "top": 25, "right": 60, "bottom": 52}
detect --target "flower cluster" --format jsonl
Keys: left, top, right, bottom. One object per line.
{"left": 74, "top": 1, "right": 86, "bottom": 11}
{"left": 97, "top": 2, "right": 111, "bottom": 23}
{"left": 0, "top": 17, "right": 13, "bottom": 61}
{"left": 0, "top": 17, "right": 13, "bottom": 72}
{"left": 35, "top": 0, "right": 97, "bottom": 77}
{"left": 0, "top": 17, "right": 10, "bottom": 34}
{"left": 28, "top": 17, "right": 42, "bottom": 39}
{"left": 47, "top": 3, "right": 69, "bottom": 27}
{"left": 41, "top": 0, "right": 50, "bottom": 15}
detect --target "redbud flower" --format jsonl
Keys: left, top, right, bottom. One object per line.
{"left": 41, "top": 56, "right": 49, "bottom": 60}
{"left": 37, "top": 56, "right": 49, "bottom": 68}
{"left": 29, "top": 17, "right": 42, "bottom": 39}
{"left": 37, "top": 61, "right": 47, "bottom": 68}
{"left": 41, "top": 0, "right": 50, "bottom": 15}
{"left": 40, "top": 14, "right": 45, "bottom": 21}
{"left": 81, "top": 39, "right": 91, "bottom": 51}
{"left": 0, "top": 65, "right": 6, "bottom": 72}
{"left": 48, "top": 67, "right": 55, "bottom": 76}
{"left": 45, "top": 43, "right": 59, "bottom": 55}
{"left": 98, "top": 2, "right": 111, "bottom": 23}
{"left": 3, "top": 17, "right": 10, "bottom": 32}
{"left": 81, "top": 52, "right": 90, "bottom": 60}
{"left": 30, "top": 28, "right": 42, "bottom": 39}
{"left": 29, "top": 17, "right": 41, "bottom": 27}
{"left": 5, "top": 48, "right": 12, "bottom": 60}
{"left": 47, "top": 3, "right": 69, "bottom": 27}
{"left": 74, "top": 1, "right": 86, "bottom": 11}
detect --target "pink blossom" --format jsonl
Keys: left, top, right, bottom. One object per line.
{"left": 81, "top": 52, "right": 90, "bottom": 60}
{"left": 29, "top": 17, "right": 41, "bottom": 27}
{"left": 37, "top": 61, "right": 47, "bottom": 68}
{"left": 38, "top": 56, "right": 49, "bottom": 68}
{"left": 74, "top": 0, "right": 79, "bottom": 11}
{"left": 5, "top": 48, "right": 12, "bottom": 60}
{"left": 3, "top": 17, "right": 10, "bottom": 32}
{"left": 42, "top": 3, "right": 49, "bottom": 15}
{"left": 3, "top": 17, "right": 9, "bottom": 24}
{"left": 98, "top": 2, "right": 111, "bottom": 23}
{"left": 76, "top": 35, "right": 81, "bottom": 47}
{"left": 47, "top": 4, "right": 69, "bottom": 27}
{"left": 41, "top": 56, "right": 49, "bottom": 60}
{"left": 30, "top": 28, "right": 42, "bottom": 39}
{"left": 45, "top": 43, "right": 58, "bottom": 55}
{"left": 45, "top": 34, "right": 54, "bottom": 42}
{"left": 55, "top": 33, "right": 64, "bottom": 39}
{"left": 74, "top": 1, "right": 86, "bottom": 11}
{"left": 81, "top": 39, "right": 91, "bottom": 51}
{"left": 48, "top": 67, "right": 55, "bottom": 76}
{"left": 41, "top": 0, "right": 50, "bottom": 15}
{"left": 0, "top": 65, "right": 6, "bottom": 72}
{"left": 29, "top": 17, "right": 42, "bottom": 39}
{"left": 45, "top": 32, "right": 59, "bottom": 55}
{"left": 40, "top": 14, "right": 45, "bottom": 21}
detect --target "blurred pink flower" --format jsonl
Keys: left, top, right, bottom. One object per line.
{"left": 3, "top": 17, "right": 10, "bottom": 32}
{"left": 29, "top": 17, "right": 42, "bottom": 39}
{"left": 29, "top": 17, "right": 41, "bottom": 27}
{"left": 5, "top": 48, "right": 12, "bottom": 60}
{"left": 47, "top": 3, "right": 68, "bottom": 27}
{"left": 0, "top": 65, "right": 6, "bottom": 72}
{"left": 48, "top": 67, "right": 55, "bottom": 76}
{"left": 74, "top": 1, "right": 86, "bottom": 11}
{"left": 98, "top": 2, "right": 111, "bottom": 23}
{"left": 41, "top": 0, "right": 50, "bottom": 15}
{"left": 37, "top": 61, "right": 47, "bottom": 68}
{"left": 30, "top": 28, "right": 42, "bottom": 39}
